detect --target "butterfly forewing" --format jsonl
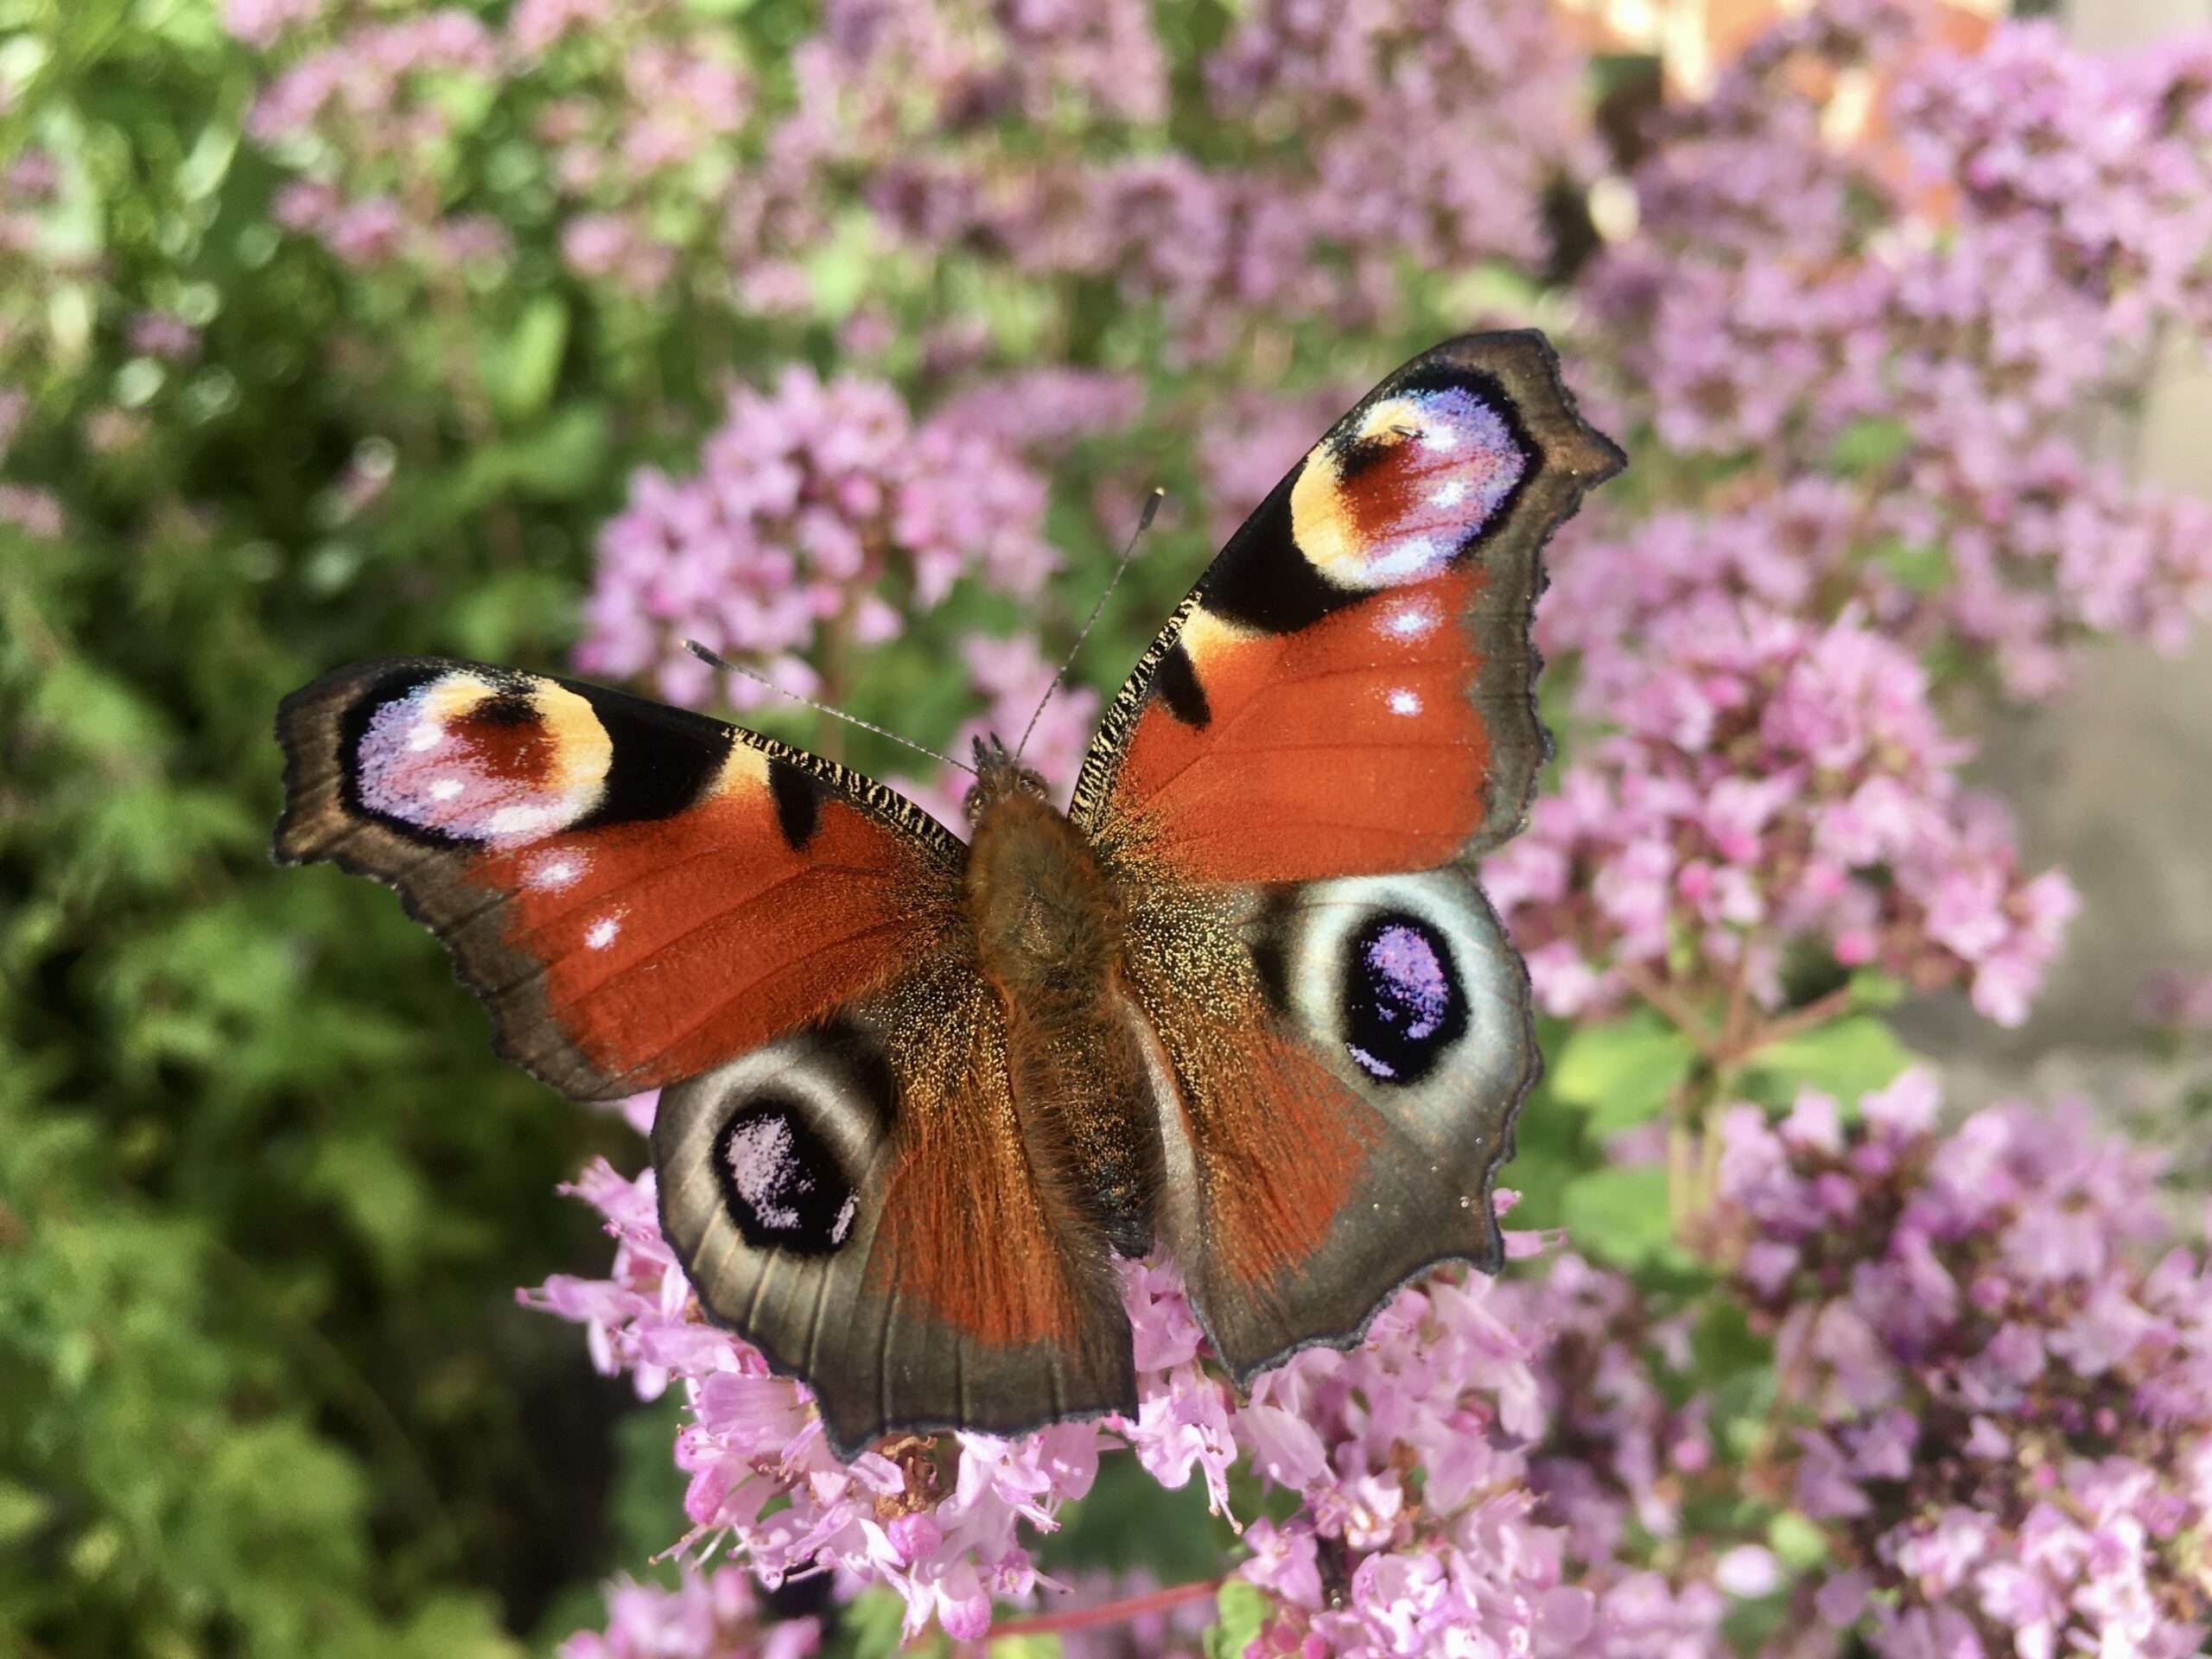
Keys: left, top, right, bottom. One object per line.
{"left": 1071, "top": 331, "right": 1624, "bottom": 881}
{"left": 274, "top": 658, "right": 963, "bottom": 1097}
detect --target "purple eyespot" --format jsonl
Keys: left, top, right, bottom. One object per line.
{"left": 1344, "top": 914, "right": 1466, "bottom": 1085}
{"left": 713, "top": 1098, "right": 856, "bottom": 1255}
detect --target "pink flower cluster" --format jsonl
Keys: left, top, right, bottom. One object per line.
{"left": 1501, "top": 1256, "right": 1710, "bottom": 1579}
{"left": 818, "top": 0, "right": 1586, "bottom": 355}
{"left": 927, "top": 366, "right": 1146, "bottom": 461}
{"left": 249, "top": 9, "right": 512, "bottom": 271}
{"left": 576, "top": 366, "right": 1056, "bottom": 711}
{"left": 561, "top": 1565, "right": 818, "bottom": 1659}
{"left": 1581, "top": 1, "right": 2212, "bottom": 700}
{"left": 1494, "top": 586, "right": 2078, "bottom": 1027}
{"left": 1198, "top": 0, "right": 1594, "bottom": 318}
{"left": 238, "top": 0, "right": 758, "bottom": 287}
{"left": 529, "top": 10, "right": 752, "bottom": 296}
{"left": 1223, "top": 1234, "right": 1670, "bottom": 1659}
{"left": 525, "top": 1156, "right": 1198, "bottom": 1644}
{"left": 1709, "top": 1070, "right": 2212, "bottom": 1657}
{"left": 227, "top": 0, "right": 1590, "bottom": 356}
{"left": 529, "top": 1150, "right": 1790, "bottom": 1656}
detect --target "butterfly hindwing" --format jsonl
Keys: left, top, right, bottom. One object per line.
{"left": 653, "top": 952, "right": 1135, "bottom": 1459}
{"left": 1114, "top": 863, "right": 1538, "bottom": 1384}
{"left": 1081, "top": 333, "right": 1622, "bottom": 1376}
{"left": 274, "top": 657, "right": 964, "bottom": 1098}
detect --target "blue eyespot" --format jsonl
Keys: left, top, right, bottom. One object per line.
{"left": 1344, "top": 913, "right": 1467, "bottom": 1085}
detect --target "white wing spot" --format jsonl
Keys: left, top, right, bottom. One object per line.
{"left": 585, "top": 915, "right": 621, "bottom": 950}
{"left": 407, "top": 721, "right": 445, "bottom": 753}
{"left": 1422, "top": 423, "right": 1463, "bottom": 452}
{"left": 428, "top": 776, "right": 464, "bottom": 801}
{"left": 830, "top": 1194, "right": 857, "bottom": 1245}
{"left": 1381, "top": 602, "right": 1440, "bottom": 640}
{"left": 529, "top": 854, "right": 583, "bottom": 891}
{"left": 1388, "top": 688, "right": 1423, "bottom": 716}
{"left": 1429, "top": 480, "right": 1469, "bottom": 508}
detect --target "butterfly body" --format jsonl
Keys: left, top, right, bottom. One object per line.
{"left": 275, "top": 332, "right": 1624, "bottom": 1458}
{"left": 963, "top": 744, "right": 1165, "bottom": 1260}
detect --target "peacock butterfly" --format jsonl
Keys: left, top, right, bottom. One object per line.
{"left": 274, "top": 332, "right": 1625, "bottom": 1459}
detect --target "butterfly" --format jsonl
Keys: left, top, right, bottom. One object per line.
{"left": 274, "top": 332, "right": 1624, "bottom": 1459}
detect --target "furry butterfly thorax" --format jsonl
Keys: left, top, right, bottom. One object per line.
{"left": 273, "top": 331, "right": 1625, "bottom": 1458}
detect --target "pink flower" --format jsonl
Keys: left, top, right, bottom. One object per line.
{"left": 1499, "top": 598, "right": 2073, "bottom": 1027}
{"left": 577, "top": 368, "right": 1057, "bottom": 715}
{"left": 1711, "top": 1071, "right": 2212, "bottom": 1656}
{"left": 561, "top": 1563, "right": 819, "bottom": 1659}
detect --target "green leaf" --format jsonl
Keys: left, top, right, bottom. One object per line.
{"left": 1549, "top": 1010, "right": 1696, "bottom": 1136}
{"left": 989, "top": 1636, "right": 1062, "bottom": 1659}
{"left": 455, "top": 404, "right": 610, "bottom": 505}
{"left": 1846, "top": 969, "right": 1904, "bottom": 1009}
{"left": 1769, "top": 1510, "right": 1830, "bottom": 1571}
{"left": 28, "top": 657, "right": 169, "bottom": 757}
{"left": 0, "top": 1481, "right": 53, "bottom": 1548}
{"left": 1743, "top": 1014, "right": 1911, "bottom": 1105}
{"left": 1203, "top": 1580, "right": 1271, "bottom": 1659}
{"left": 837, "top": 1588, "right": 918, "bottom": 1659}
{"left": 482, "top": 296, "right": 569, "bottom": 422}
{"left": 806, "top": 213, "right": 880, "bottom": 321}
{"left": 1035, "top": 1453, "right": 1229, "bottom": 1581}
{"left": 1828, "top": 417, "right": 1913, "bottom": 475}
{"left": 1864, "top": 536, "right": 1952, "bottom": 595}
{"left": 1560, "top": 1165, "right": 1674, "bottom": 1266}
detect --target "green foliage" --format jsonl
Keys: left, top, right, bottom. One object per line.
{"left": 1201, "top": 1581, "right": 1271, "bottom": 1659}
{"left": 1549, "top": 1009, "right": 1698, "bottom": 1136}
{"left": 1560, "top": 1166, "right": 1679, "bottom": 1268}
{"left": 0, "top": 9, "right": 645, "bottom": 1655}
{"left": 1826, "top": 416, "right": 1913, "bottom": 476}
{"left": 1739, "top": 1014, "right": 1914, "bottom": 1109}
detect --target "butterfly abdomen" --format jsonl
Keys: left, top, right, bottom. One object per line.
{"left": 965, "top": 791, "right": 1165, "bottom": 1258}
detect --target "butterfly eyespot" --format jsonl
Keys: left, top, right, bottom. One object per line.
{"left": 712, "top": 1096, "right": 859, "bottom": 1257}
{"left": 1288, "top": 385, "right": 1530, "bottom": 592}
{"left": 1248, "top": 868, "right": 1534, "bottom": 1149}
{"left": 348, "top": 671, "right": 613, "bottom": 848}
{"left": 662, "top": 1021, "right": 897, "bottom": 1267}
{"left": 1341, "top": 912, "right": 1469, "bottom": 1087}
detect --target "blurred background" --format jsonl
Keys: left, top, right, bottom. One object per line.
{"left": 3, "top": 0, "right": 2209, "bottom": 1655}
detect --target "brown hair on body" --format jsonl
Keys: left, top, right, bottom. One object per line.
{"left": 963, "top": 741, "right": 1166, "bottom": 1260}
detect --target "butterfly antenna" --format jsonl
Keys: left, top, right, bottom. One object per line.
{"left": 683, "top": 640, "right": 976, "bottom": 776}
{"left": 1014, "top": 487, "right": 1165, "bottom": 764}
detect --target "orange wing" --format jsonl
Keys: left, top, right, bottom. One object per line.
{"left": 277, "top": 658, "right": 1135, "bottom": 1456}
{"left": 1071, "top": 332, "right": 1623, "bottom": 883}
{"left": 1076, "top": 334, "right": 1623, "bottom": 1381}
{"left": 275, "top": 658, "right": 962, "bottom": 1097}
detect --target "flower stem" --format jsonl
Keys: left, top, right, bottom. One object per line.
{"left": 985, "top": 1576, "right": 1224, "bottom": 1641}
{"left": 1728, "top": 983, "right": 1856, "bottom": 1063}
{"left": 1618, "top": 959, "right": 1720, "bottom": 1055}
